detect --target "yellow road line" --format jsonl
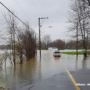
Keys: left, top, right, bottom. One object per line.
{"left": 65, "top": 68, "right": 81, "bottom": 90}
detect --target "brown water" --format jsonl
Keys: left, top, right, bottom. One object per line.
{"left": 0, "top": 50, "right": 90, "bottom": 89}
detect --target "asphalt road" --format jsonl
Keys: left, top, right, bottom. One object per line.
{"left": 19, "top": 71, "right": 76, "bottom": 90}
{"left": 13, "top": 68, "right": 89, "bottom": 90}
{"left": 71, "top": 69, "right": 90, "bottom": 90}
{"left": 28, "top": 69, "right": 90, "bottom": 90}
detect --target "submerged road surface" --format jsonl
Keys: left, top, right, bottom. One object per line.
{"left": 0, "top": 50, "right": 90, "bottom": 90}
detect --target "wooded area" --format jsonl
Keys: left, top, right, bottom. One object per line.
{"left": 68, "top": 0, "right": 90, "bottom": 57}
{"left": 0, "top": 11, "right": 36, "bottom": 65}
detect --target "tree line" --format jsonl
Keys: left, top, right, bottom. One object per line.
{"left": 41, "top": 37, "right": 90, "bottom": 50}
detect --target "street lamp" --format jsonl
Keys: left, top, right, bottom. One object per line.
{"left": 38, "top": 17, "right": 49, "bottom": 57}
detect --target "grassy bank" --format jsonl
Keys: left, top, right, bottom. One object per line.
{"left": 61, "top": 51, "right": 90, "bottom": 55}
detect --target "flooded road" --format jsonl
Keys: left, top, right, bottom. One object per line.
{"left": 0, "top": 50, "right": 90, "bottom": 89}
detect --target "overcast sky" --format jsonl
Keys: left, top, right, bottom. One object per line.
{"left": 0, "top": 0, "right": 71, "bottom": 43}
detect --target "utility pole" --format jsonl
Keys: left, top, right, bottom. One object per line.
{"left": 13, "top": 22, "right": 16, "bottom": 65}
{"left": 38, "top": 18, "right": 41, "bottom": 57}
{"left": 38, "top": 17, "right": 48, "bottom": 57}
{"left": 76, "top": 22, "right": 78, "bottom": 59}
{"left": 35, "top": 33, "right": 37, "bottom": 54}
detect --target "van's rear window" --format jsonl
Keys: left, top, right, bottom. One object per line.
{"left": 54, "top": 52, "right": 60, "bottom": 53}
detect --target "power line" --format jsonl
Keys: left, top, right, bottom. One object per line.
{"left": 42, "top": 0, "right": 47, "bottom": 16}
{"left": 30, "top": 0, "right": 45, "bottom": 16}
{"left": 0, "top": 2, "right": 28, "bottom": 27}
{"left": 39, "top": 0, "right": 48, "bottom": 17}
{"left": 38, "top": 0, "right": 44, "bottom": 16}
{"left": 30, "top": 0, "right": 41, "bottom": 15}
{"left": 14, "top": 0, "right": 32, "bottom": 23}
{"left": 38, "top": 0, "right": 49, "bottom": 24}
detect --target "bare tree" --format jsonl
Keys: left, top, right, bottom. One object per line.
{"left": 16, "top": 22, "right": 36, "bottom": 62}
{"left": 83, "top": 0, "right": 90, "bottom": 5}
{"left": 2, "top": 11, "right": 19, "bottom": 65}
{"left": 68, "top": 0, "right": 90, "bottom": 57}
{"left": 42, "top": 35, "right": 51, "bottom": 50}
{"left": 49, "top": 39, "right": 65, "bottom": 50}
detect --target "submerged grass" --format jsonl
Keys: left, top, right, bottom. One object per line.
{"left": 61, "top": 51, "right": 90, "bottom": 55}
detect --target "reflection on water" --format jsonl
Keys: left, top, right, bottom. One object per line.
{"left": 53, "top": 57, "right": 61, "bottom": 61}
{"left": 82, "top": 56, "right": 90, "bottom": 69}
{"left": 0, "top": 50, "right": 90, "bottom": 89}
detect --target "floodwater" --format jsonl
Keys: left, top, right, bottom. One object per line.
{"left": 0, "top": 50, "right": 90, "bottom": 89}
